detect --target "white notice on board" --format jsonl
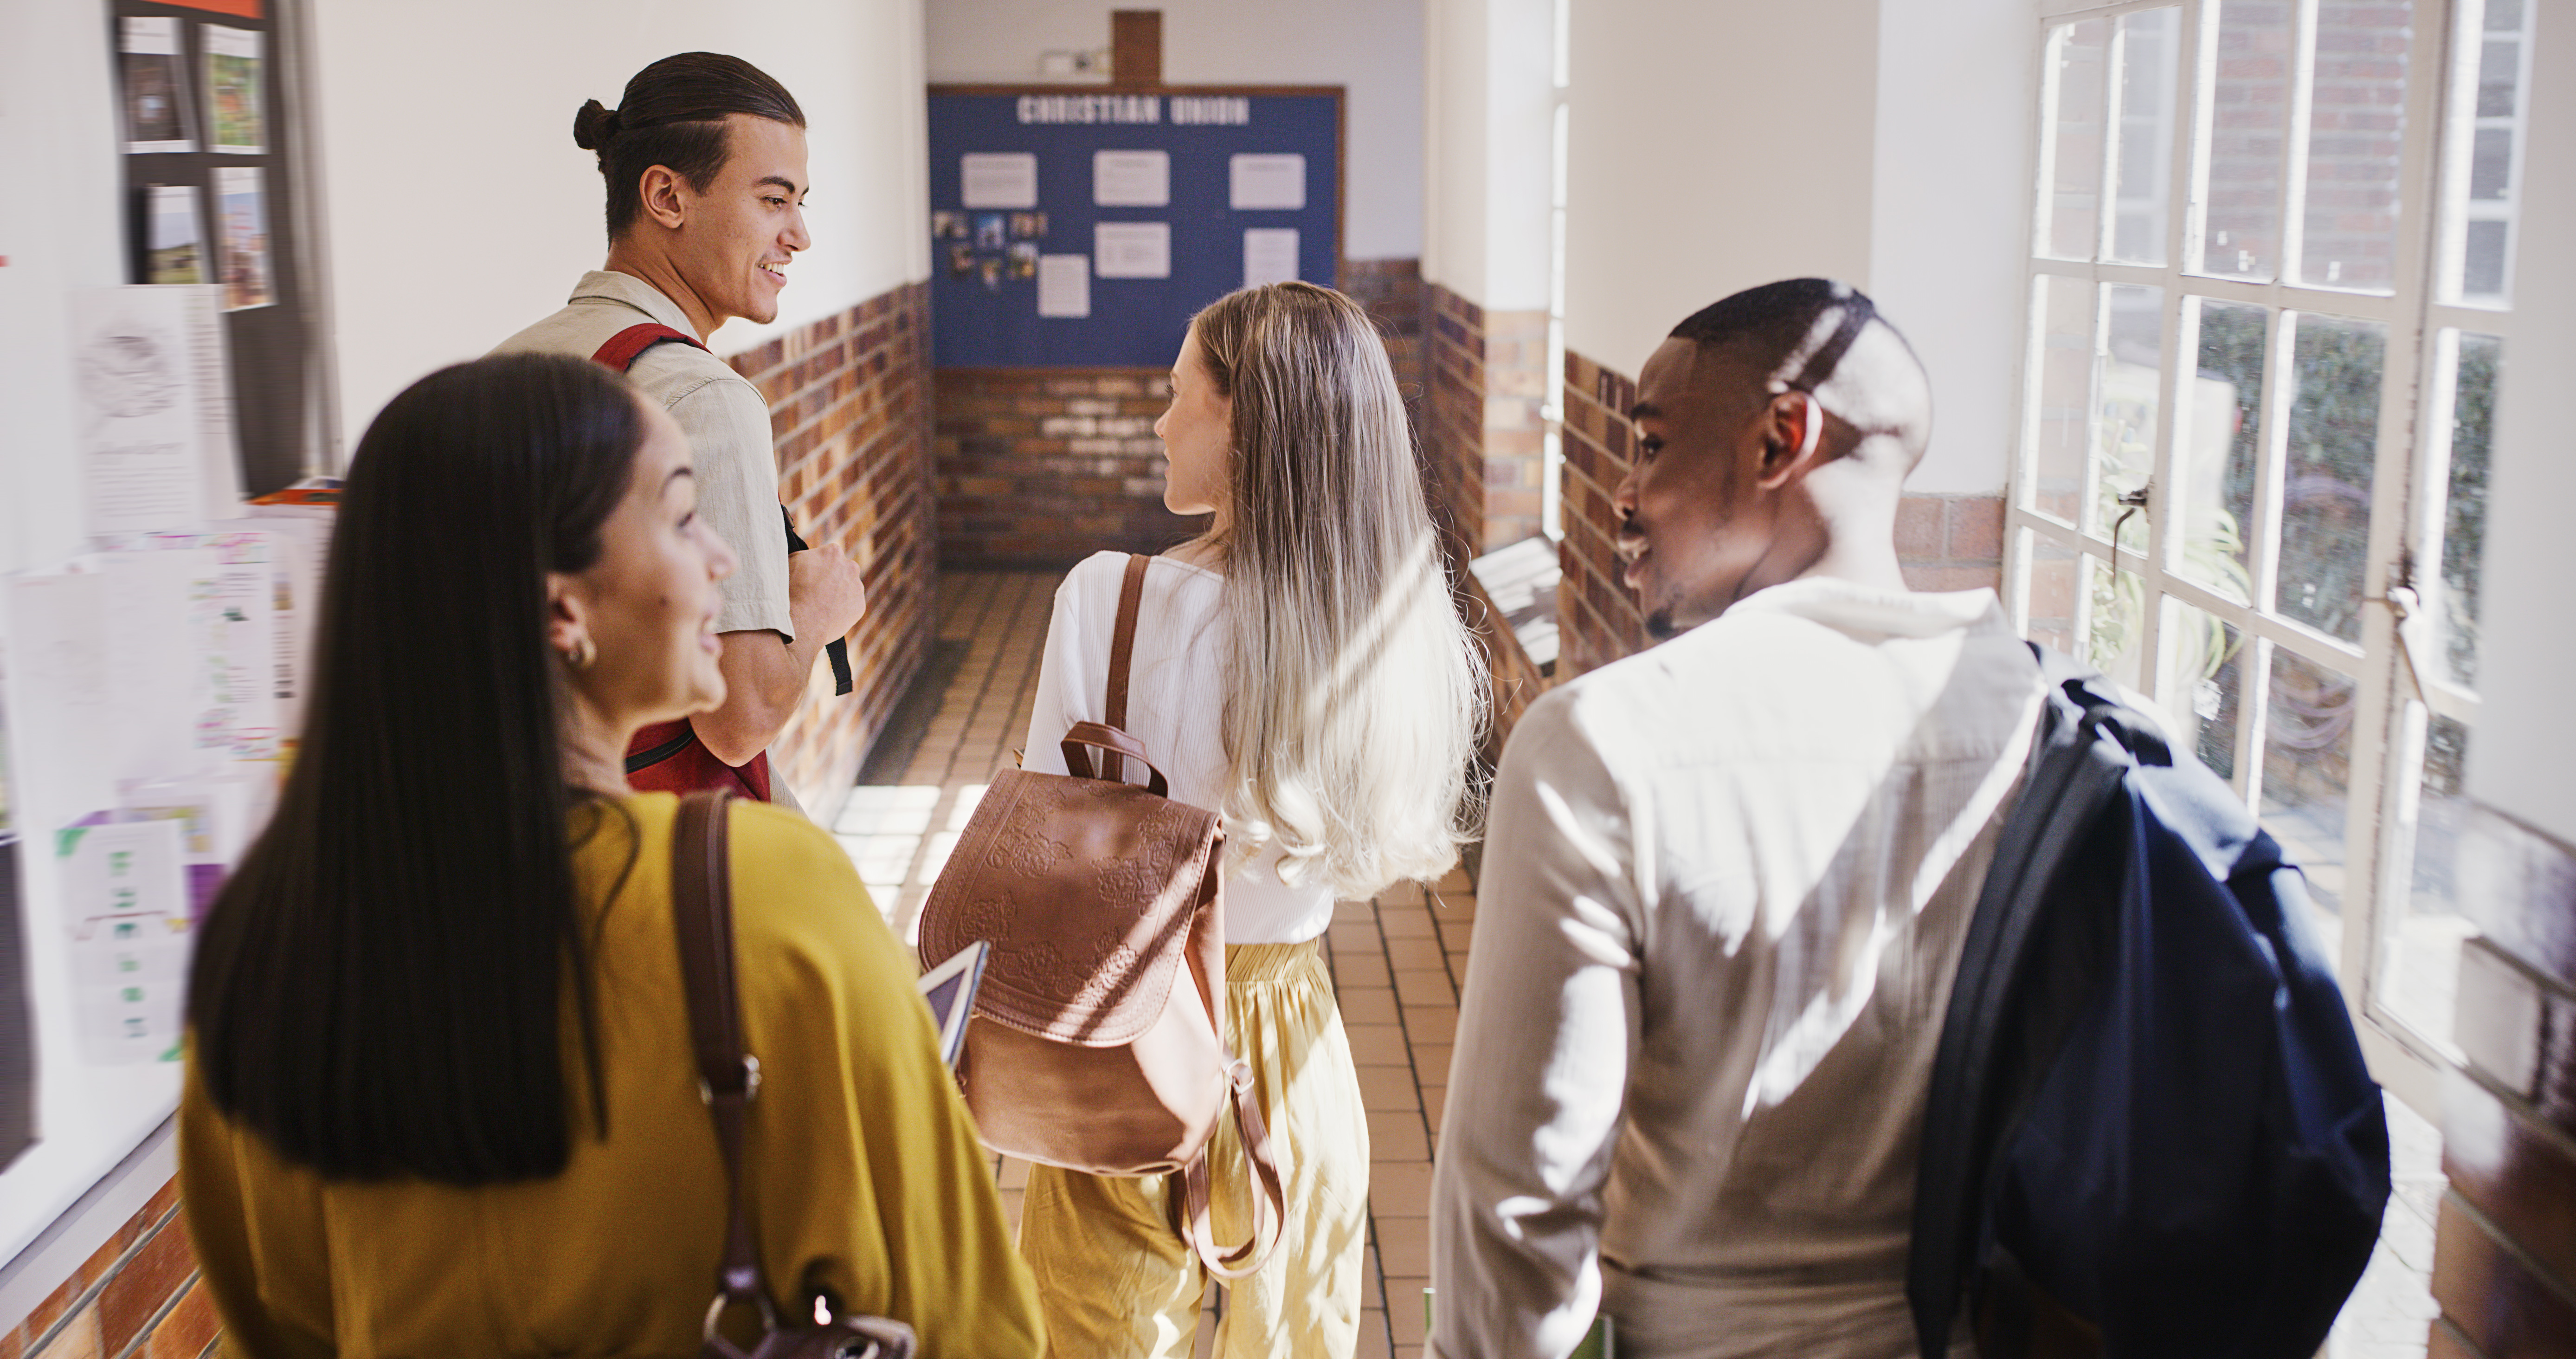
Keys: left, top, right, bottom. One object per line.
{"left": 1230, "top": 154, "right": 1307, "bottom": 210}
{"left": 1093, "top": 150, "right": 1170, "bottom": 207}
{"left": 62, "top": 819, "right": 192, "bottom": 1065}
{"left": 71, "top": 285, "right": 224, "bottom": 537}
{"left": 1038, "top": 254, "right": 1091, "bottom": 318}
{"left": 1095, "top": 222, "right": 1172, "bottom": 279}
{"left": 961, "top": 153, "right": 1039, "bottom": 208}
{"left": 1244, "top": 229, "right": 1301, "bottom": 287}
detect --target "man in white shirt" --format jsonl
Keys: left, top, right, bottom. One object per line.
{"left": 1430, "top": 280, "right": 2043, "bottom": 1359}
{"left": 494, "top": 53, "right": 865, "bottom": 805}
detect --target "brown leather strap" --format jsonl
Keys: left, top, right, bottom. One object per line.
{"left": 1069, "top": 553, "right": 1153, "bottom": 783}
{"left": 670, "top": 790, "right": 779, "bottom": 1334}
{"left": 1174, "top": 1061, "right": 1288, "bottom": 1280}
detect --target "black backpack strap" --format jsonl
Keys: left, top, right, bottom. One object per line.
{"left": 1907, "top": 646, "right": 2132, "bottom": 1357}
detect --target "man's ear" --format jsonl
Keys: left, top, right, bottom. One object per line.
{"left": 1753, "top": 390, "right": 1823, "bottom": 490}
{"left": 637, "top": 165, "right": 689, "bottom": 231}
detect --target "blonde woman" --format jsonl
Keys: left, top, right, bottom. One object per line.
{"left": 1015, "top": 281, "right": 1485, "bottom": 1358}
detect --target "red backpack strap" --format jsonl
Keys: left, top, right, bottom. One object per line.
{"left": 591, "top": 322, "right": 705, "bottom": 372}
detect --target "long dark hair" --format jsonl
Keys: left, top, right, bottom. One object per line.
{"left": 188, "top": 352, "right": 643, "bottom": 1184}
{"left": 573, "top": 52, "right": 806, "bottom": 239}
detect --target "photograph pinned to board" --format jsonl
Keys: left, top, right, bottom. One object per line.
{"left": 979, "top": 256, "right": 1004, "bottom": 292}
{"left": 119, "top": 17, "right": 197, "bottom": 153}
{"left": 1010, "top": 211, "right": 1048, "bottom": 239}
{"left": 1093, "top": 150, "right": 1170, "bottom": 207}
{"left": 1094, "top": 221, "right": 1172, "bottom": 279}
{"left": 1007, "top": 242, "right": 1039, "bottom": 281}
{"left": 1230, "top": 154, "right": 1307, "bottom": 211}
{"left": 145, "top": 185, "right": 208, "bottom": 285}
{"left": 213, "top": 166, "right": 275, "bottom": 311}
{"left": 1244, "top": 228, "right": 1301, "bottom": 288}
{"left": 932, "top": 209, "right": 967, "bottom": 240}
{"left": 1037, "top": 254, "right": 1090, "bottom": 318}
{"left": 960, "top": 152, "right": 1037, "bottom": 209}
{"left": 202, "top": 24, "right": 265, "bottom": 154}
{"left": 947, "top": 242, "right": 976, "bottom": 278}
{"left": 972, "top": 212, "right": 1008, "bottom": 252}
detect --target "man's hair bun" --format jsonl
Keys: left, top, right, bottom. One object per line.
{"left": 571, "top": 99, "right": 623, "bottom": 151}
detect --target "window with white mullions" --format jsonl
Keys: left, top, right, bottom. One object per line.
{"left": 2007, "top": 0, "right": 2524, "bottom": 1115}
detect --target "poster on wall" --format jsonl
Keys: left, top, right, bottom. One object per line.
{"left": 74, "top": 289, "right": 213, "bottom": 536}
{"left": 213, "top": 166, "right": 275, "bottom": 311}
{"left": 144, "top": 185, "right": 208, "bottom": 285}
{"left": 59, "top": 820, "right": 192, "bottom": 1066}
{"left": 118, "top": 17, "right": 197, "bottom": 154}
{"left": 202, "top": 24, "right": 265, "bottom": 155}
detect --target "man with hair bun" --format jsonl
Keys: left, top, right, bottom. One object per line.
{"left": 494, "top": 52, "right": 867, "bottom": 809}
{"left": 1432, "top": 280, "right": 2044, "bottom": 1358}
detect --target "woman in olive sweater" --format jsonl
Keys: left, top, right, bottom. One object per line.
{"left": 180, "top": 353, "right": 1042, "bottom": 1358}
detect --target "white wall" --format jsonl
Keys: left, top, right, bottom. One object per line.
{"left": 1422, "top": 0, "right": 1552, "bottom": 311}
{"left": 924, "top": 0, "right": 1424, "bottom": 262}
{"left": 309, "top": 0, "right": 930, "bottom": 447}
{"left": 1870, "top": 0, "right": 2034, "bottom": 493}
{"left": 1559, "top": 0, "right": 1880, "bottom": 381}
{"left": 2463, "top": 6, "right": 2576, "bottom": 845}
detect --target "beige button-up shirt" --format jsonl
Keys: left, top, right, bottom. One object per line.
{"left": 1431, "top": 578, "right": 2045, "bottom": 1359}
{"left": 492, "top": 271, "right": 793, "bottom": 641}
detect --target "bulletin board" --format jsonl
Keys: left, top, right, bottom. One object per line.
{"left": 926, "top": 85, "right": 1343, "bottom": 369}
{"left": 108, "top": 0, "right": 319, "bottom": 495}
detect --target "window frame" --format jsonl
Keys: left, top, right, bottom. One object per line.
{"left": 2003, "top": 0, "right": 2526, "bottom": 1119}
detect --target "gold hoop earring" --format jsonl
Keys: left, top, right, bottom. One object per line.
{"left": 565, "top": 636, "right": 596, "bottom": 670}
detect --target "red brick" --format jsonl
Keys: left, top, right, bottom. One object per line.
{"left": 1894, "top": 496, "right": 1946, "bottom": 561}
{"left": 94, "top": 1223, "right": 194, "bottom": 1356}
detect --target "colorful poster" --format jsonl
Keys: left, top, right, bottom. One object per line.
{"left": 213, "top": 166, "right": 275, "bottom": 311}
{"left": 203, "top": 25, "right": 265, "bottom": 154}
{"left": 58, "top": 821, "right": 192, "bottom": 1065}
{"left": 119, "top": 18, "right": 196, "bottom": 154}
{"left": 145, "top": 185, "right": 207, "bottom": 285}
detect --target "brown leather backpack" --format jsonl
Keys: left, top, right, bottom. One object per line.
{"left": 918, "top": 553, "right": 1284, "bottom": 1277}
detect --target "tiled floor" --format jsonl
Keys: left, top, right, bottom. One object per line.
{"left": 837, "top": 569, "right": 2435, "bottom": 1359}
{"left": 833, "top": 570, "right": 1462, "bottom": 1359}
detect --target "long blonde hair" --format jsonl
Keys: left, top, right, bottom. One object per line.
{"left": 1188, "top": 282, "right": 1486, "bottom": 897}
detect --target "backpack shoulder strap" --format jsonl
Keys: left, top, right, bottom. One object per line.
{"left": 1069, "top": 554, "right": 1152, "bottom": 782}
{"left": 592, "top": 322, "right": 706, "bottom": 372}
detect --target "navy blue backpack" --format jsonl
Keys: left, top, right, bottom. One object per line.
{"left": 1907, "top": 647, "right": 2391, "bottom": 1358}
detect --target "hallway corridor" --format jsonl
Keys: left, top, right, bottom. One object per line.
{"left": 833, "top": 569, "right": 1468, "bottom": 1359}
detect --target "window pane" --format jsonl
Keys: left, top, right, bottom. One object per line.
{"left": 2199, "top": 0, "right": 2296, "bottom": 279}
{"left": 2041, "top": 19, "right": 2113, "bottom": 260}
{"left": 2438, "top": 334, "right": 2499, "bottom": 685}
{"left": 2176, "top": 299, "right": 2267, "bottom": 601}
{"left": 2110, "top": 8, "right": 2183, "bottom": 265}
{"left": 2263, "top": 647, "right": 2358, "bottom": 964}
{"left": 2088, "top": 551, "right": 2147, "bottom": 688}
{"left": 2027, "top": 275, "right": 2096, "bottom": 526}
{"left": 2163, "top": 599, "right": 2248, "bottom": 783}
{"left": 2297, "top": 0, "right": 2414, "bottom": 292}
{"left": 2093, "top": 284, "right": 2164, "bottom": 540}
{"left": 2446, "top": 0, "right": 2529, "bottom": 303}
{"left": 2277, "top": 315, "right": 2383, "bottom": 641}
{"left": 2024, "top": 530, "right": 2085, "bottom": 656}
{"left": 2381, "top": 708, "right": 2476, "bottom": 1042}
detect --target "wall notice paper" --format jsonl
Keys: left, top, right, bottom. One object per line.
{"left": 59, "top": 821, "right": 192, "bottom": 1065}
{"left": 145, "top": 185, "right": 208, "bottom": 285}
{"left": 203, "top": 24, "right": 265, "bottom": 155}
{"left": 1244, "top": 228, "right": 1301, "bottom": 287}
{"left": 1093, "top": 149, "right": 1171, "bottom": 207}
{"left": 960, "top": 153, "right": 1039, "bottom": 209}
{"left": 119, "top": 17, "right": 197, "bottom": 154}
{"left": 1230, "top": 154, "right": 1308, "bottom": 211}
{"left": 1037, "top": 253, "right": 1091, "bottom": 318}
{"left": 71, "top": 286, "right": 234, "bottom": 537}
{"left": 1094, "top": 222, "right": 1172, "bottom": 279}
{"left": 214, "top": 166, "right": 276, "bottom": 311}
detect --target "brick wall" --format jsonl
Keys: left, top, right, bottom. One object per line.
{"left": 2428, "top": 807, "right": 2576, "bottom": 1357}
{"left": 1424, "top": 285, "right": 1551, "bottom": 562}
{"left": 725, "top": 282, "right": 938, "bottom": 827}
{"left": 1557, "top": 348, "right": 2008, "bottom": 684}
{"left": 933, "top": 261, "right": 1429, "bottom": 570}
{"left": 8, "top": 1179, "right": 218, "bottom": 1359}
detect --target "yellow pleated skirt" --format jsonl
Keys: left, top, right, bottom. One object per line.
{"left": 1018, "top": 940, "right": 1369, "bottom": 1359}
